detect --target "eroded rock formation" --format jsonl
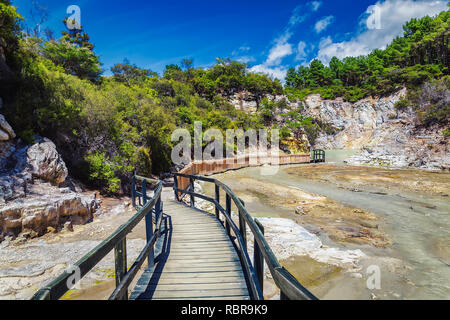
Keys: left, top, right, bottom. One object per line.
{"left": 26, "top": 138, "right": 68, "bottom": 185}
{"left": 299, "top": 89, "right": 449, "bottom": 170}
{"left": 0, "top": 104, "right": 100, "bottom": 241}
{"left": 0, "top": 183, "right": 100, "bottom": 241}
{"left": 301, "top": 89, "right": 408, "bottom": 149}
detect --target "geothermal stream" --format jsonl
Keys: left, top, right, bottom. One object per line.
{"left": 200, "top": 151, "right": 450, "bottom": 300}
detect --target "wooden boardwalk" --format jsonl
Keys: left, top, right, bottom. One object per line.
{"left": 130, "top": 200, "right": 250, "bottom": 300}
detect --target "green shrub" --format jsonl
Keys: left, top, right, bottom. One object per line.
{"left": 85, "top": 152, "right": 121, "bottom": 194}
{"left": 394, "top": 99, "right": 409, "bottom": 110}
{"left": 443, "top": 128, "right": 450, "bottom": 138}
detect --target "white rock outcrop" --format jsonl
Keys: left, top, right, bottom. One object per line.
{"left": 0, "top": 114, "right": 15, "bottom": 142}
{"left": 301, "top": 89, "right": 407, "bottom": 149}
{"left": 0, "top": 113, "right": 100, "bottom": 241}
{"left": 299, "top": 89, "right": 449, "bottom": 170}
{"left": 26, "top": 138, "right": 68, "bottom": 185}
{"left": 0, "top": 183, "right": 100, "bottom": 241}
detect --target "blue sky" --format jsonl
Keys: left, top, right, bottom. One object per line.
{"left": 12, "top": 0, "right": 448, "bottom": 79}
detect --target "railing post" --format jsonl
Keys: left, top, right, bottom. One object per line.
{"left": 254, "top": 219, "right": 265, "bottom": 296}
{"left": 225, "top": 194, "right": 231, "bottom": 236}
{"left": 174, "top": 174, "right": 179, "bottom": 201}
{"left": 114, "top": 238, "right": 128, "bottom": 300}
{"left": 238, "top": 198, "right": 247, "bottom": 249}
{"left": 215, "top": 184, "right": 220, "bottom": 220}
{"left": 189, "top": 177, "right": 195, "bottom": 208}
{"left": 145, "top": 207, "right": 155, "bottom": 269}
{"left": 142, "top": 180, "right": 147, "bottom": 205}
{"left": 131, "top": 174, "right": 136, "bottom": 208}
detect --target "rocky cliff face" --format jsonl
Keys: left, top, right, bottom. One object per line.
{"left": 230, "top": 88, "right": 449, "bottom": 170}
{"left": 301, "top": 89, "right": 408, "bottom": 149}
{"left": 300, "top": 89, "right": 449, "bottom": 170}
{"left": 0, "top": 101, "right": 100, "bottom": 242}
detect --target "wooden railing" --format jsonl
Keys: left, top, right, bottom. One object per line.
{"left": 177, "top": 153, "right": 310, "bottom": 193}
{"left": 311, "top": 149, "right": 326, "bottom": 163}
{"left": 173, "top": 173, "right": 318, "bottom": 300}
{"left": 31, "top": 176, "right": 163, "bottom": 300}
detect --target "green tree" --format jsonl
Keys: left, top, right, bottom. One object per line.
{"left": 62, "top": 18, "right": 95, "bottom": 50}
{"left": 163, "top": 64, "right": 184, "bottom": 81}
{"left": 329, "top": 56, "right": 343, "bottom": 79}
{"left": 0, "top": 0, "right": 23, "bottom": 74}
{"left": 111, "top": 59, "right": 157, "bottom": 85}
{"left": 43, "top": 40, "right": 102, "bottom": 80}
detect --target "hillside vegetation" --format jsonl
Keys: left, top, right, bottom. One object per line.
{"left": 0, "top": 1, "right": 288, "bottom": 194}
{"left": 285, "top": 11, "right": 449, "bottom": 120}
{"left": 0, "top": 0, "right": 448, "bottom": 194}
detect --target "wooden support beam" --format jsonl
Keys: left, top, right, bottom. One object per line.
{"left": 190, "top": 177, "right": 195, "bottom": 208}
{"left": 225, "top": 194, "right": 231, "bottom": 237}
{"left": 114, "top": 238, "right": 128, "bottom": 300}
{"left": 215, "top": 184, "right": 220, "bottom": 220}
{"left": 254, "top": 219, "right": 265, "bottom": 295}
{"left": 238, "top": 200, "right": 247, "bottom": 250}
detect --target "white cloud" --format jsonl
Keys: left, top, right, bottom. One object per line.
{"left": 266, "top": 40, "right": 293, "bottom": 66}
{"left": 295, "top": 41, "right": 307, "bottom": 61}
{"left": 309, "top": 1, "right": 323, "bottom": 12}
{"left": 249, "top": 1, "right": 323, "bottom": 81}
{"left": 315, "top": 16, "right": 335, "bottom": 33}
{"left": 317, "top": 0, "right": 448, "bottom": 64}
{"left": 236, "top": 56, "right": 256, "bottom": 64}
{"left": 232, "top": 45, "right": 251, "bottom": 56}
{"left": 249, "top": 34, "right": 292, "bottom": 80}
{"left": 232, "top": 46, "right": 254, "bottom": 63}
{"left": 250, "top": 64, "right": 289, "bottom": 81}
{"left": 289, "top": 5, "right": 308, "bottom": 26}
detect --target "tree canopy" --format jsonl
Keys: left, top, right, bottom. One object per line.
{"left": 285, "top": 11, "right": 449, "bottom": 102}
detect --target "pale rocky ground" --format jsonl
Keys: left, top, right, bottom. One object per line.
{"left": 0, "top": 196, "right": 144, "bottom": 300}
{"left": 285, "top": 164, "right": 450, "bottom": 197}
{"left": 0, "top": 103, "right": 116, "bottom": 299}
{"left": 0, "top": 186, "right": 175, "bottom": 300}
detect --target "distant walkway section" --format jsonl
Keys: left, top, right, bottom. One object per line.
{"left": 178, "top": 153, "right": 311, "bottom": 190}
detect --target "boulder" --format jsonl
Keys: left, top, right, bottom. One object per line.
{"left": 0, "top": 130, "right": 8, "bottom": 141}
{"left": 0, "top": 137, "right": 72, "bottom": 203}
{"left": 0, "top": 117, "right": 101, "bottom": 241}
{"left": 26, "top": 138, "right": 68, "bottom": 185}
{"left": 0, "top": 183, "right": 101, "bottom": 240}
{"left": 0, "top": 114, "right": 15, "bottom": 141}
{"left": 295, "top": 205, "right": 305, "bottom": 215}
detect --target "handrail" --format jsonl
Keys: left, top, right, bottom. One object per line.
{"left": 173, "top": 173, "right": 318, "bottom": 300}
{"left": 31, "top": 175, "right": 163, "bottom": 300}
{"left": 311, "top": 149, "right": 326, "bottom": 163}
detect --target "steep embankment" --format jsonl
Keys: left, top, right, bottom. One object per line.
{"left": 300, "top": 89, "right": 449, "bottom": 170}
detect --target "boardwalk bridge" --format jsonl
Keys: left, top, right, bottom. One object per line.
{"left": 31, "top": 151, "right": 325, "bottom": 300}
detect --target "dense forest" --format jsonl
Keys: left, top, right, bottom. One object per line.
{"left": 0, "top": 0, "right": 448, "bottom": 194}
{"left": 285, "top": 10, "right": 449, "bottom": 102}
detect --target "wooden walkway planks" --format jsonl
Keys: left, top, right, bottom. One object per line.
{"left": 130, "top": 200, "right": 250, "bottom": 300}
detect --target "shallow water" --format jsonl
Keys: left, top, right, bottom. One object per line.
{"left": 204, "top": 154, "right": 450, "bottom": 300}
